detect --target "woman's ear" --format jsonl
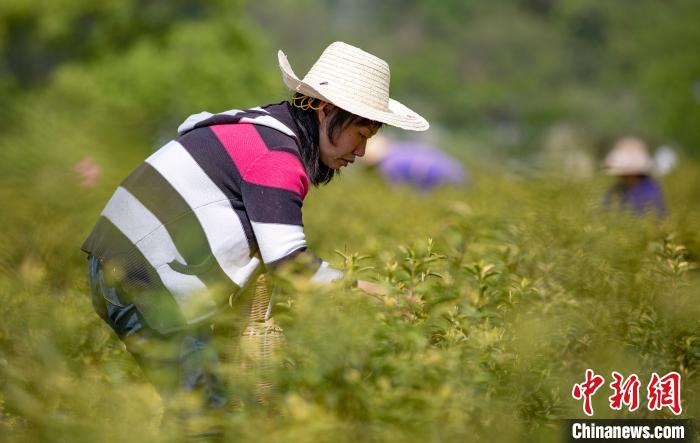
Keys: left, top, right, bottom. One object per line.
{"left": 315, "top": 101, "right": 333, "bottom": 125}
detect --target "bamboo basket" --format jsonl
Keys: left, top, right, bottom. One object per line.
{"left": 229, "top": 274, "right": 285, "bottom": 405}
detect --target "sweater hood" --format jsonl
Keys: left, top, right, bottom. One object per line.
{"left": 177, "top": 104, "right": 299, "bottom": 140}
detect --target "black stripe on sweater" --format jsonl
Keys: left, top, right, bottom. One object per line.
{"left": 253, "top": 125, "right": 302, "bottom": 157}
{"left": 240, "top": 181, "right": 304, "bottom": 225}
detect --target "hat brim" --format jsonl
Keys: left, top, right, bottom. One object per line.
{"left": 278, "top": 50, "right": 429, "bottom": 131}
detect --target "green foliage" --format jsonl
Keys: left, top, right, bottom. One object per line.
{"left": 3, "top": 158, "right": 699, "bottom": 441}
{"left": 635, "top": 0, "right": 700, "bottom": 152}
{"left": 6, "top": 0, "right": 700, "bottom": 154}
{"left": 0, "top": 0, "right": 246, "bottom": 88}
{"left": 247, "top": 0, "right": 700, "bottom": 155}
{"left": 1, "top": 1, "right": 700, "bottom": 441}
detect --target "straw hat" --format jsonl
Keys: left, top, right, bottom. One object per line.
{"left": 278, "top": 42, "right": 429, "bottom": 131}
{"left": 603, "top": 137, "right": 654, "bottom": 176}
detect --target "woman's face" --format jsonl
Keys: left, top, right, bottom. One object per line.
{"left": 317, "top": 104, "right": 379, "bottom": 169}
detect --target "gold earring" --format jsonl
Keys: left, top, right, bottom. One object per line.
{"left": 292, "top": 93, "right": 324, "bottom": 111}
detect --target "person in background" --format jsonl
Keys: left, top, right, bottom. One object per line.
{"left": 602, "top": 137, "right": 667, "bottom": 218}
{"left": 362, "top": 135, "right": 467, "bottom": 191}
{"left": 81, "top": 41, "right": 428, "bottom": 436}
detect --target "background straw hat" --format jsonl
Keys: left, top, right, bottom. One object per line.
{"left": 278, "top": 41, "right": 429, "bottom": 131}
{"left": 361, "top": 134, "right": 392, "bottom": 166}
{"left": 603, "top": 137, "right": 654, "bottom": 176}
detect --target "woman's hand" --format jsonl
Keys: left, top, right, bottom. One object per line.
{"left": 356, "top": 280, "right": 388, "bottom": 296}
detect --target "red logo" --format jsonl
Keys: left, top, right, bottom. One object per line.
{"left": 572, "top": 369, "right": 605, "bottom": 416}
{"left": 572, "top": 370, "right": 682, "bottom": 416}
{"left": 647, "top": 372, "right": 682, "bottom": 415}
{"left": 609, "top": 371, "right": 641, "bottom": 412}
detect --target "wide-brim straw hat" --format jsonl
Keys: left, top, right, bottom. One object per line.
{"left": 278, "top": 41, "right": 429, "bottom": 131}
{"left": 603, "top": 137, "right": 654, "bottom": 176}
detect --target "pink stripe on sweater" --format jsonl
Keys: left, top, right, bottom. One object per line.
{"left": 211, "top": 124, "right": 265, "bottom": 173}
{"left": 211, "top": 124, "right": 308, "bottom": 198}
{"left": 245, "top": 152, "right": 308, "bottom": 198}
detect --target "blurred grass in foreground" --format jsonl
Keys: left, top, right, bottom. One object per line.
{"left": 1, "top": 150, "right": 698, "bottom": 441}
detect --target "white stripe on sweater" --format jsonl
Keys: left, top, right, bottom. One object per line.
{"left": 102, "top": 187, "right": 215, "bottom": 320}
{"left": 238, "top": 115, "right": 296, "bottom": 137}
{"left": 311, "top": 261, "right": 343, "bottom": 283}
{"left": 194, "top": 201, "right": 262, "bottom": 286}
{"left": 145, "top": 141, "right": 258, "bottom": 286}
{"left": 176, "top": 108, "right": 290, "bottom": 136}
{"left": 250, "top": 221, "right": 307, "bottom": 264}
{"left": 102, "top": 186, "right": 164, "bottom": 249}
{"left": 176, "top": 110, "right": 245, "bottom": 133}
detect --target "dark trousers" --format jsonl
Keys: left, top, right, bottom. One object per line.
{"left": 87, "top": 256, "right": 229, "bottom": 438}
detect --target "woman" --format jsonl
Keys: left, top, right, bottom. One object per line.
{"left": 603, "top": 137, "right": 666, "bottom": 218}
{"left": 81, "top": 42, "right": 429, "bottom": 422}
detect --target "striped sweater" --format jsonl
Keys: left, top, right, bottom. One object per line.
{"left": 81, "top": 102, "right": 342, "bottom": 332}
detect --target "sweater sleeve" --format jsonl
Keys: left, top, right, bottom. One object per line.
{"left": 240, "top": 150, "right": 342, "bottom": 283}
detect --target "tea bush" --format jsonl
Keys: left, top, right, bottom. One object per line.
{"left": 1, "top": 156, "right": 698, "bottom": 441}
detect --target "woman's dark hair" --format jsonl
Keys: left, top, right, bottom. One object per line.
{"left": 287, "top": 94, "right": 382, "bottom": 186}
